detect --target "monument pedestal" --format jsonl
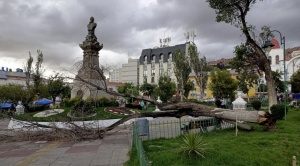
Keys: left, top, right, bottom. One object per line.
{"left": 71, "top": 79, "right": 112, "bottom": 99}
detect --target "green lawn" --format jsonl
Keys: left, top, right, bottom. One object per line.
{"left": 14, "top": 107, "right": 124, "bottom": 122}
{"left": 126, "top": 108, "right": 300, "bottom": 166}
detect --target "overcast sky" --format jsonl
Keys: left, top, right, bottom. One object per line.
{"left": 0, "top": 0, "right": 299, "bottom": 77}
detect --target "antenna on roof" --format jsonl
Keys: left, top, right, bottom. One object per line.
{"left": 184, "top": 28, "right": 196, "bottom": 43}
{"left": 159, "top": 36, "right": 171, "bottom": 47}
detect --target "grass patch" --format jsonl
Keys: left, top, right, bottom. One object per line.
{"left": 127, "top": 108, "right": 300, "bottom": 166}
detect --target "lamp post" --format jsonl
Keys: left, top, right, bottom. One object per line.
{"left": 262, "top": 30, "right": 287, "bottom": 120}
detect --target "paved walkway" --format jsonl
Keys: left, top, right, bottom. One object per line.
{"left": 0, "top": 118, "right": 132, "bottom": 166}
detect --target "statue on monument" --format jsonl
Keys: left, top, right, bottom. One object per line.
{"left": 87, "top": 17, "right": 97, "bottom": 37}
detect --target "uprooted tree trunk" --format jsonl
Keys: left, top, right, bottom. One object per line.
{"left": 107, "top": 102, "right": 276, "bottom": 132}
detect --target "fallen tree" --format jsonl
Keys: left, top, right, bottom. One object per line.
{"left": 1, "top": 69, "right": 277, "bottom": 142}
{"left": 70, "top": 74, "right": 277, "bottom": 132}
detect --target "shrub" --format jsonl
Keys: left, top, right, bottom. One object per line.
{"left": 181, "top": 132, "right": 208, "bottom": 158}
{"left": 125, "top": 103, "right": 142, "bottom": 110}
{"left": 67, "top": 97, "right": 80, "bottom": 107}
{"left": 71, "top": 99, "right": 96, "bottom": 117}
{"left": 85, "top": 96, "right": 95, "bottom": 103}
{"left": 251, "top": 100, "right": 262, "bottom": 110}
{"left": 62, "top": 98, "right": 70, "bottom": 107}
{"left": 270, "top": 104, "right": 288, "bottom": 120}
{"left": 96, "top": 96, "right": 110, "bottom": 106}
{"left": 26, "top": 105, "right": 48, "bottom": 112}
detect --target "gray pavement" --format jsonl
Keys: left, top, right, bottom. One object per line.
{"left": 0, "top": 118, "right": 132, "bottom": 166}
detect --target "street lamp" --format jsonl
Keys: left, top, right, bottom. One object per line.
{"left": 262, "top": 30, "right": 287, "bottom": 120}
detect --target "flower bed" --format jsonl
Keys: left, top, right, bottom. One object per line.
{"left": 104, "top": 107, "right": 135, "bottom": 115}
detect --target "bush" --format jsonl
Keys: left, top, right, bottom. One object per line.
{"left": 125, "top": 103, "right": 142, "bottom": 110}
{"left": 270, "top": 104, "right": 288, "bottom": 120}
{"left": 64, "top": 97, "right": 80, "bottom": 107}
{"left": 96, "top": 96, "right": 110, "bottom": 106}
{"left": 71, "top": 99, "right": 96, "bottom": 117}
{"left": 181, "top": 132, "right": 208, "bottom": 158}
{"left": 85, "top": 96, "right": 95, "bottom": 103}
{"left": 251, "top": 100, "right": 261, "bottom": 110}
{"left": 26, "top": 105, "right": 48, "bottom": 112}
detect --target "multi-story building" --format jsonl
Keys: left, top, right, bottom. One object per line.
{"left": 121, "top": 58, "right": 139, "bottom": 86}
{"left": 267, "top": 39, "right": 300, "bottom": 92}
{"left": 108, "top": 68, "right": 122, "bottom": 83}
{"left": 108, "top": 58, "right": 139, "bottom": 86}
{"left": 138, "top": 43, "right": 189, "bottom": 85}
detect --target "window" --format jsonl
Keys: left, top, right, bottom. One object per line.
{"left": 151, "top": 54, "right": 155, "bottom": 62}
{"left": 144, "top": 55, "right": 147, "bottom": 62}
{"left": 151, "top": 69, "right": 155, "bottom": 76}
{"left": 143, "top": 77, "right": 147, "bottom": 83}
{"left": 168, "top": 53, "right": 172, "bottom": 60}
{"left": 151, "top": 77, "right": 155, "bottom": 83}
{"left": 275, "top": 55, "right": 279, "bottom": 64}
{"left": 160, "top": 54, "right": 164, "bottom": 61}
{"left": 268, "top": 56, "right": 272, "bottom": 64}
{"left": 143, "top": 70, "right": 147, "bottom": 76}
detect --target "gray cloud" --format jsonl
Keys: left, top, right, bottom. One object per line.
{"left": 0, "top": 0, "right": 299, "bottom": 75}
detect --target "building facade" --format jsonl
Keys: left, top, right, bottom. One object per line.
{"left": 121, "top": 58, "right": 139, "bottom": 86}
{"left": 188, "top": 70, "right": 257, "bottom": 101}
{"left": 267, "top": 39, "right": 300, "bottom": 92}
{"left": 108, "top": 68, "right": 122, "bottom": 83}
{"left": 108, "top": 58, "right": 139, "bottom": 86}
{"left": 138, "top": 43, "right": 189, "bottom": 85}
{"left": 0, "top": 68, "right": 28, "bottom": 86}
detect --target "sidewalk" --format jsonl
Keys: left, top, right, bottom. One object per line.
{"left": 0, "top": 118, "right": 132, "bottom": 166}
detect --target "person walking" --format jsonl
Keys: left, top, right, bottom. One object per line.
{"left": 221, "top": 98, "right": 227, "bottom": 108}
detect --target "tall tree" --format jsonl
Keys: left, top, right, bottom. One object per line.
{"left": 209, "top": 68, "right": 238, "bottom": 99}
{"left": 207, "top": 0, "right": 278, "bottom": 109}
{"left": 25, "top": 53, "right": 33, "bottom": 89}
{"left": 32, "top": 50, "right": 44, "bottom": 92}
{"left": 188, "top": 43, "right": 209, "bottom": 99}
{"left": 290, "top": 70, "right": 300, "bottom": 93}
{"left": 173, "top": 49, "right": 192, "bottom": 99}
{"left": 156, "top": 75, "right": 176, "bottom": 103}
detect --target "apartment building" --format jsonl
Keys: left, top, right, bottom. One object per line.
{"left": 138, "top": 43, "right": 189, "bottom": 85}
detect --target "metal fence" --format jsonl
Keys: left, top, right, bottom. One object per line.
{"left": 131, "top": 116, "right": 235, "bottom": 166}
{"left": 132, "top": 122, "right": 151, "bottom": 166}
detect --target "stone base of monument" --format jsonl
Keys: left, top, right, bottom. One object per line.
{"left": 71, "top": 79, "right": 112, "bottom": 100}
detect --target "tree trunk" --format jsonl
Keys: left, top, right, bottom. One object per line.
{"left": 265, "top": 65, "right": 277, "bottom": 112}
{"left": 107, "top": 102, "right": 275, "bottom": 131}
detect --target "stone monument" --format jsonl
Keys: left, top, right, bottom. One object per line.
{"left": 71, "top": 17, "right": 111, "bottom": 99}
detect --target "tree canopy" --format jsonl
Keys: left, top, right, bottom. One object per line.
{"left": 139, "top": 83, "right": 157, "bottom": 98}
{"left": 290, "top": 69, "right": 300, "bottom": 93}
{"left": 156, "top": 75, "right": 176, "bottom": 103}
{"left": 209, "top": 68, "right": 238, "bottom": 99}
